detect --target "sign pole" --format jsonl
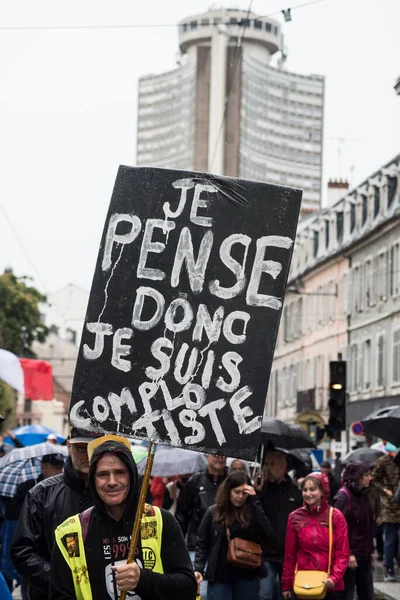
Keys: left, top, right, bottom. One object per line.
{"left": 120, "top": 442, "right": 156, "bottom": 600}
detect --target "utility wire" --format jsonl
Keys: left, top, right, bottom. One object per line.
{"left": 209, "top": 0, "right": 254, "bottom": 172}
{"left": 0, "top": 0, "right": 331, "bottom": 31}
{"left": 0, "top": 204, "right": 48, "bottom": 292}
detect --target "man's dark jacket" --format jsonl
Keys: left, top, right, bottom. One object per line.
{"left": 11, "top": 457, "right": 92, "bottom": 600}
{"left": 257, "top": 475, "right": 302, "bottom": 563}
{"left": 176, "top": 468, "right": 227, "bottom": 551}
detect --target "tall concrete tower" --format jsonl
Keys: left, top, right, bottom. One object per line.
{"left": 137, "top": 8, "right": 324, "bottom": 215}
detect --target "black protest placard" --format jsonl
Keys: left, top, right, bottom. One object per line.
{"left": 70, "top": 167, "right": 302, "bottom": 459}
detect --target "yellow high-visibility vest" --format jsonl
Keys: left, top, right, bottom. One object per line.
{"left": 55, "top": 503, "right": 164, "bottom": 600}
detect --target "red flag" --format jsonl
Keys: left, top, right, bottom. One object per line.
{"left": 19, "top": 358, "right": 54, "bottom": 401}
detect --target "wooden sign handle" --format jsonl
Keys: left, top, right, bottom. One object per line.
{"left": 120, "top": 442, "right": 156, "bottom": 600}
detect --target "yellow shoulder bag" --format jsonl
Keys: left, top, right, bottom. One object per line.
{"left": 293, "top": 507, "right": 333, "bottom": 600}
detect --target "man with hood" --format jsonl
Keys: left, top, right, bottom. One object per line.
{"left": 333, "top": 460, "right": 374, "bottom": 600}
{"left": 11, "top": 427, "right": 98, "bottom": 600}
{"left": 50, "top": 435, "right": 197, "bottom": 600}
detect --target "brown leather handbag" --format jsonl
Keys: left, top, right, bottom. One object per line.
{"left": 226, "top": 526, "right": 262, "bottom": 570}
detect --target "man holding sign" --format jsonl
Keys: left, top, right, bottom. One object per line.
{"left": 69, "top": 167, "right": 301, "bottom": 461}
{"left": 50, "top": 435, "right": 196, "bottom": 599}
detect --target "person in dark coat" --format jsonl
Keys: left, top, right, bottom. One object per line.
{"left": 194, "top": 470, "right": 274, "bottom": 600}
{"left": 0, "top": 453, "right": 64, "bottom": 597}
{"left": 176, "top": 455, "right": 227, "bottom": 599}
{"left": 176, "top": 455, "right": 227, "bottom": 552}
{"left": 334, "top": 461, "right": 374, "bottom": 600}
{"left": 255, "top": 450, "right": 303, "bottom": 600}
{"left": 11, "top": 428, "right": 98, "bottom": 600}
{"left": 373, "top": 451, "right": 400, "bottom": 581}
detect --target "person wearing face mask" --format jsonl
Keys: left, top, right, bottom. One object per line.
{"left": 282, "top": 473, "right": 349, "bottom": 600}
{"left": 333, "top": 461, "right": 374, "bottom": 600}
{"left": 194, "top": 470, "right": 274, "bottom": 600}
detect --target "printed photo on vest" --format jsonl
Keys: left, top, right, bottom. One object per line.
{"left": 62, "top": 532, "right": 80, "bottom": 558}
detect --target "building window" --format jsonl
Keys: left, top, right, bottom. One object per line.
{"left": 390, "top": 243, "right": 400, "bottom": 295}
{"left": 254, "top": 20, "right": 262, "bottom": 29}
{"left": 325, "top": 220, "right": 330, "bottom": 248}
{"left": 377, "top": 334, "right": 385, "bottom": 387}
{"left": 363, "top": 339, "right": 371, "bottom": 388}
{"left": 336, "top": 212, "right": 343, "bottom": 242}
{"left": 290, "top": 364, "right": 297, "bottom": 402}
{"left": 365, "top": 259, "right": 372, "bottom": 307}
{"left": 358, "top": 343, "right": 364, "bottom": 390}
{"left": 374, "top": 186, "right": 380, "bottom": 218}
{"left": 190, "top": 21, "right": 198, "bottom": 30}
{"left": 393, "top": 329, "right": 400, "bottom": 383}
{"left": 378, "top": 252, "right": 388, "bottom": 301}
{"left": 361, "top": 195, "right": 368, "bottom": 225}
{"left": 265, "top": 22, "right": 271, "bottom": 32}
{"left": 313, "top": 231, "right": 319, "bottom": 257}
{"left": 351, "top": 344, "right": 358, "bottom": 391}
{"left": 24, "top": 398, "right": 32, "bottom": 413}
{"left": 353, "top": 266, "right": 360, "bottom": 312}
{"left": 388, "top": 176, "right": 397, "bottom": 207}
{"left": 350, "top": 203, "right": 356, "bottom": 232}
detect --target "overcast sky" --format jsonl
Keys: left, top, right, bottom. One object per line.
{"left": 0, "top": 0, "right": 399, "bottom": 294}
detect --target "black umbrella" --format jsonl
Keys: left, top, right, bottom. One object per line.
{"left": 260, "top": 417, "right": 317, "bottom": 450}
{"left": 276, "top": 448, "right": 310, "bottom": 470}
{"left": 361, "top": 405, "right": 400, "bottom": 446}
{"left": 342, "top": 447, "right": 385, "bottom": 466}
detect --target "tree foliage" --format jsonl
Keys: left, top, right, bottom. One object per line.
{"left": 0, "top": 381, "right": 17, "bottom": 432}
{"left": 0, "top": 271, "right": 49, "bottom": 357}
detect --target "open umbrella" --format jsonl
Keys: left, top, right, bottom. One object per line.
{"left": 342, "top": 447, "right": 385, "bottom": 466}
{"left": 137, "top": 447, "right": 206, "bottom": 477}
{"left": 260, "top": 417, "right": 317, "bottom": 450}
{"left": 0, "top": 458, "right": 41, "bottom": 497}
{"left": 0, "top": 442, "right": 68, "bottom": 468}
{"left": 131, "top": 445, "right": 149, "bottom": 464}
{"left": 370, "top": 441, "right": 387, "bottom": 453}
{"left": 4, "top": 424, "right": 65, "bottom": 446}
{"left": 0, "top": 349, "right": 24, "bottom": 393}
{"left": 361, "top": 405, "right": 400, "bottom": 446}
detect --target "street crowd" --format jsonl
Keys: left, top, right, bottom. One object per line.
{"left": 0, "top": 427, "right": 400, "bottom": 600}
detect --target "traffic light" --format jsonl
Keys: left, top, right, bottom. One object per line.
{"left": 308, "top": 421, "right": 326, "bottom": 444}
{"left": 328, "top": 360, "right": 346, "bottom": 439}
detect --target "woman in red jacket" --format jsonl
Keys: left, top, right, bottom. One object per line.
{"left": 282, "top": 472, "right": 349, "bottom": 599}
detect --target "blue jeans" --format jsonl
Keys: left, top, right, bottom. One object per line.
{"left": 207, "top": 577, "right": 260, "bottom": 600}
{"left": 383, "top": 522, "right": 400, "bottom": 571}
{"left": 259, "top": 561, "right": 282, "bottom": 600}
{"left": 190, "top": 550, "right": 208, "bottom": 599}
